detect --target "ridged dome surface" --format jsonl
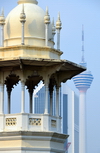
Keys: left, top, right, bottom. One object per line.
{"left": 4, "top": 3, "right": 53, "bottom": 47}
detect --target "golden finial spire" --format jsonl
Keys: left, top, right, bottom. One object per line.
{"left": 56, "top": 12, "right": 62, "bottom": 30}
{"left": 18, "top": 0, "right": 38, "bottom": 5}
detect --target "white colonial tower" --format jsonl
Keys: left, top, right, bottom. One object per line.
{"left": 0, "top": 0, "right": 85, "bottom": 152}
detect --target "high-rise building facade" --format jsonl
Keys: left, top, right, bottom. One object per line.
{"left": 61, "top": 84, "right": 79, "bottom": 153}
{"left": 34, "top": 83, "right": 80, "bottom": 153}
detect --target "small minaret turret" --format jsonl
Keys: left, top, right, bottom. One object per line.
{"left": 20, "top": 4, "right": 26, "bottom": 45}
{"left": 44, "top": 7, "right": 50, "bottom": 46}
{"left": 52, "top": 18, "right": 56, "bottom": 42}
{"left": 56, "top": 12, "right": 62, "bottom": 50}
{"left": 0, "top": 8, "right": 5, "bottom": 47}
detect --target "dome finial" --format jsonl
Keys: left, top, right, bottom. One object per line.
{"left": 44, "top": 7, "right": 50, "bottom": 46}
{"left": 18, "top": 0, "right": 38, "bottom": 5}
{"left": 1, "top": 8, "right": 4, "bottom": 16}
{"left": 0, "top": 8, "right": 5, "bottom": 25}
{"left": 56, "top": 12, "right": 62, "bottom": 50}
{"left": 20, "top": 4, "right": 26, "bottom": 22}
{"left": 56, "top": 12, "right": 62, "bottom": 30}
{"left": 44, "top": 6, "right": 50, "bottom": 24}
{"left": 20, "top": 4, "right": 26, "bottom": 45}
{"left": 46, "top": 6, "right": 49, "bottom": 15}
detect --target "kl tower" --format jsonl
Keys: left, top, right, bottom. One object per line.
{"left": 73, "top": 25, "right": 93, "bottom": 153}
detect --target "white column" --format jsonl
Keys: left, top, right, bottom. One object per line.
{"left": 57, "top": 29, "right": 60, "bottom": 50}
{"left": 21, "top": 22, "right": 25, "bottom": 45}
{"left": 29, "top": 92, "right": 33, "bottom": 113}
{"left": 7, "top": 91, "right": 11, "bottom": 114}
{"left": 45, "top": 24, "right": 49, "bottom": 46}
{"left": 79, "top": 90, "right": 86, "bottom": 153}
{"left": 50, "top": 92, "right": 53, "bottom": 115}
{"left": 33, "top": 93, "right": 35, "bottom": 114}
{"left": 56, "top": 86, "right": 59, "bottom": 117}
{"left": 21, "top": 81, "right": 25, "bottom": 113}
{"left": 44, "top": 84, "right": 49, "bottom": 114}
{"left": 0, "top": 84, "right": 4, "bottom": 114}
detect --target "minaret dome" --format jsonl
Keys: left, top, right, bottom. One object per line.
{"left": 4, "top": 0, "right": 53, "bottom": 47}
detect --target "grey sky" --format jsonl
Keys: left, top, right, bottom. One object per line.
{"left": 1, "top": 0, "right": 100, "bottom": 153}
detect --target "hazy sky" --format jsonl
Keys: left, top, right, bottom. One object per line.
{"left": 1, "top": 0, "right": 100, "bottom": 153}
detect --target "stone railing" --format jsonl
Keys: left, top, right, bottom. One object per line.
{"left": 0, "top": 113, "right": 61, "bottom": 133}
{"left": 6, "top": 118, "right": 17, "bottom": 126}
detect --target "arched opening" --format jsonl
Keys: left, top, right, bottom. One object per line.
{"left": 4, "top": 74, "right": 20, "bottom": 114}
{"left": 25, "top": 74, "right": 43, "bottom": 113}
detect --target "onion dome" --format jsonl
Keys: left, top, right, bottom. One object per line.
{"left": 4, "top": 0, "right": 53, "bottom": 47}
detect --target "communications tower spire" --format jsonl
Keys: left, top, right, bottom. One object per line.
{"left": 82, "top": 24, "right": 84, "bottom": 62}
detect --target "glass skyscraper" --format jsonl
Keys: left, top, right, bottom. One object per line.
{"left": 33, "top": 82, "right": 79, "bottom": 153}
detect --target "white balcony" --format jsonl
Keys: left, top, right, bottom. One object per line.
{"left": 0, "top": 113, "right": 61, "bottom": 133}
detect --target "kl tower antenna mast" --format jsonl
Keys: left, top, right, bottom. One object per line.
{"left": 80, "top": 25, "right": 87, "bottom": 67}
{"left": 82, "top": 24, "right": 84, "bottom": 62}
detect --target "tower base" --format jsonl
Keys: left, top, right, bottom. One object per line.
{"left": 0, "top": 131, "right": 68, "bottom": 153}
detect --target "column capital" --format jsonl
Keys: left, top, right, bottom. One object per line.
{"left": 56, "top": 84, "right": 61, "bottom": 89}
{"left": 21, "top": 79, "right": 25, "bottom": 84}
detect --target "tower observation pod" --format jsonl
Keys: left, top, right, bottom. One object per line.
{"left": 73, "top": 25, "right": 93, "bottom": 153}
{"left": 73, "top": 70, "right": 93, "bottom": 153}
{"left": 0, "top": 0, "right": 85, "bottom": 152}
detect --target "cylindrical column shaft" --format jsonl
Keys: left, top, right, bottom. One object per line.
{"left": 21, "top": 22, "right": 25, "bottom": 45}
{"left": 0, "top": 84, "right": 4, "bottom": 114}
{"left": 79, "top": 90, "right": 86, "bottom": 153}
{"left": 29, "top": 91, "right": 33, "bottom": 113}
{"left": 44, "top": 84, "right": 49, "bottom": 114}
{"left": 57, "top": 29, "right": 60, "bottom": 50}
{"left": 45, "top": 24, "right": 49, "bottom": 46}
{"left": 50, "top": 92, "right": 53, "bottom": 115}
{"left": 56, "top": 87, "right": 59, "bottom": 117}
{"left": 8, "top": 91, "right": 11, "bottom": 114}
{"left": 21, "top": 81, "right": 25, "bottom": 113}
